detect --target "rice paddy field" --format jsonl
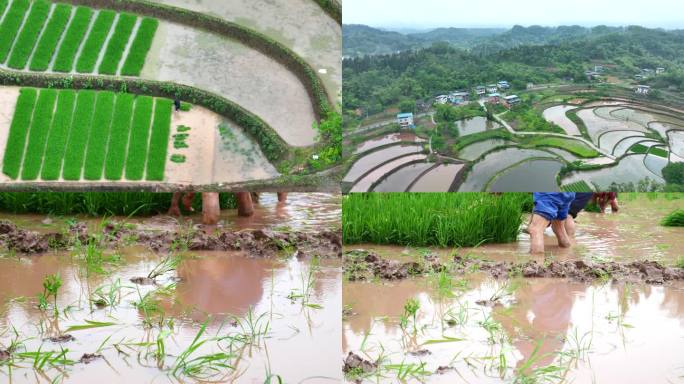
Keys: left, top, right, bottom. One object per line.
{"left": 343, "top": 192, "right": 684, "bottom": 383}
{"left": 0, "top": 0, "right": 341, "bottom": 189}
{"left": 0, "top": 192, "right": 342, "bottom": 383}
{"left": 344, "top": 96, "right": 684, "bottom": 192}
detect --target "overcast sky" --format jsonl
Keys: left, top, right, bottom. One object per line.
{"left": 343, "top": 0, "right": 684, "bottom": 30}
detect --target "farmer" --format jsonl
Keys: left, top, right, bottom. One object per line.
{"left": 173, "top": 97, "right": 182, "bottom": 112}
{"left": 529, "top": 192, "right": 575, "bottom": 254}
{"left": 564, "top": 192, "right": 594, "bottom": 239}
{"left": 594, "top": 192, "right": 619, "bottom": 214}
{"left": 168, "top": 192, "right": 196, "bottom": 216}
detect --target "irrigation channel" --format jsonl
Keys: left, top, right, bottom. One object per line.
{"left": 342, "top": 194, "right": 684, "bottom": 383}
{"left": 0, "top": 192, "right": 342, "bottom": 383}
{"left": 344, "top": 99, "right": 684, "bottom": 192}
{"left": 0, "top": 0, "right": 340, "bottom": 189}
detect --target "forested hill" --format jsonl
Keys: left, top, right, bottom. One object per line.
{"left": 343, "top": 26, "right": 684, "bottom": 114}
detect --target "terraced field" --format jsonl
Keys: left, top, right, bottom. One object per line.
{"left": 0, "top": 0, "right": 157, "bottom": 75}
{"left": 1, "top": 87, "right": 172, "bottom": 182}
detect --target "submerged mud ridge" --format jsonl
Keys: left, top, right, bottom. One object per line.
{"left": 344, "top": 249, "right": 684, "bottom": 284}
{"left": 0, "top": 220, "right": 341, "bottom": 259}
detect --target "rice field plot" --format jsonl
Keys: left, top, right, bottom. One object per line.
{"left": 0, "top": 0, "right": 158, "bottom": 76}
{"left": 1, "top": 87, "right": 173, "bottom": 182}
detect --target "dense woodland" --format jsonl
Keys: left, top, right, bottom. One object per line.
{"left": 343, "top": 25, "right": 684, "bottom": 118}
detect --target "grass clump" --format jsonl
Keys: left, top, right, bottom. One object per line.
{"left": 343, "top": 193, "right": 529, "bottom": 247}
{"left": 52, "top": 6, "right": 92, "bottom": 72}
{"left": 125, "top": 96, "right": 154, "bottom": 180}
{"left": 146, "top": 98, "right": 172, "bottom": 181}
{"left": 170, "top": 154, "right": 186, "bottom": 163}
{"left": 630, "top": 143, "right": 669, "bottom": 158}
{"left": 20, "top": 89, "right": 57, "bottom": 180}
{"left": 28, "top": 3, "right": 72, "bottom": 71}
{"left": 2, "top": 88, "right": 37, "bottom": 179}
{"left": 97, "top": 13, "right": 136, "bottom": 75}
{"left": 62, "top": 90, "right": 97, "bottom": 180}
{"left": 6, "top": 0, "right": 50, "bottom": 69}
{"left": 120, "top": 17, "right": 158, "bottom": 76}
{"left": 75, "top": 10, "right": 115, "bottom": 73}
{"left": 661, "top": 209, "right": 684, "bottom": 227}
{"left": 83, "top": 92, "right": 116, "bottom": 180}
{"left": 0, "top": 0, "right": 31, "bottom": 63}
{"left": 104, "top": 93, "right": 134, "bottom": 180}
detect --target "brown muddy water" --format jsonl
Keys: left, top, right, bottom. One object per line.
{"left": 343, "top": 275, "right": 684, "bottom": 383}
{"left": 0, "top": 248, "right": 341, "bottom": 383}
{"left": 0, "top": 193, "right": 341, "bottom": 234}
{"left": 348, "top": 196, "right": 684, "bottom": 265}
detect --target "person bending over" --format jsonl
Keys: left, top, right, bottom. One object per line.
{"left": 529, "top": 192, "right": 576, "bottom": 254}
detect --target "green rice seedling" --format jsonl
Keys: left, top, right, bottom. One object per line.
{"left": 20, "top": 89, "right": 57, "bottom": 180}
{"left": 0, "top": 0, "right": 7, "bottom": 20}
{"left": 343, "top": 193, "right": 528, "bottom": 247}
{"left": 147, "top": 254, "right": 182, "bottom": 280}
{"left": 675, "top": 257, "right": 684, "bottom": 269}
{"left": 74, "top": 10, "right": 115, "bottom": 73}
{"left": 104, "top": 93, "right": 135, "bottom": 180}
{"left": 14, "top": 347, "right": 76, "bottom": 370}
{"left": 172, "top": 319, "right": 235, "bottom": 380}
{"left": 170, "top": 154, "right": 186, "bottom": 163}
{"left": 7, "top": 0, "right": 50, "bottom": 69}
{"left": 28, "top": 3, "right": 72, "bottom": 71}
{"left": 90, "top": 279, "right": 123, "bottom": 309}
{"left": 64, "top": 319, "right": 117, "bottom": 332}
{"left": 97, "top": 13, "right": 136, "bottom": 75}
{"left": 399, "top": 298, "right": 420, "bottom": 334}
{"left": 52, "top": 6, "right": 92, "bottom": 72}
{"left": 38, "top": 273, "right": 62, "bottom": 317}
{"left": 384, "top": 361, "right": 429, "bottom": 381}
{"left": 146, "top": 98, "right": 173, "bottom": 181}
{"left": 120, "top": 17, "right": 158, "bottom": 76}
{"left": 177, "top": 124, "right": 191, "bottom": 132}
{"left": 0, "top": 0, "right": 31, "bottom": 63}
{"left": 124, "top": 96, "right": 154, "bottom": 180}
{"left": 3, "top": 88, "right": 37, "bottom": 179}
{"left": 661, "top": 209, "right": 684, "bottom": 227}
{"left": 83, "top": 91, "right": 115, "bottom": 180}
{"left": 62, "top": 90, "right": 97, "bottom": 180}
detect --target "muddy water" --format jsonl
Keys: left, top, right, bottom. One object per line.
{"left": 576, "top": 108, "right": 645, "bottom": 143}
{"left": 353, "top": 132, "right": 425, "bottom": 155}
{"left": 343, "top": 144, "right": 423, "bottom": 183}
{"left": 372, "top": 163, "right": 434, "bottom": 192}
{"left": 644, "top": 151, "right": 669, "bottom": 178}
{"left": 0, "top": 193, "right": 341, "bottom": 233}
{"left": 670, "top": 131, "right": 684, "bottom": 158}
{"left": 456, "top": 138, "right": 512, "bottom": 161}
{"left": 542, "top": 105, "right": 581, "bottom": 136}
{"left": 488, "top": 159, "right": 562, "bottom": 192}
{"left": 0, "top": 249, "right": 341, "bottom": 383}
{"left": 409, "top": 164, "right": 464, "bottom": 192}
{"left": 612, "top": 137, "right": 658, "bottom": 157}
{"left": 454, "top": 116, "right": 501, "bottom": 136}
{"left": 598, "top": 130, "right": 645, "bottom": 152}
{"left": 343, "top": 276, "right": 684, "bottom": 383}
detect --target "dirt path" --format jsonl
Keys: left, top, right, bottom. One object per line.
{"left": 0, "top": 87, "right": 20, "bottom": 178}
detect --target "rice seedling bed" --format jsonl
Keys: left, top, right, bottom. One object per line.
{"left": 2, "top": 88, "right": 173, "bottom": 182}
{"left": 343, "top": 193, "right": 530, "bottom": 247}
{"left": 1, "top": 2, "right": 157, "bottom": 75}
{"left": 562, "top": 180, "right": 593, "bottom": 192}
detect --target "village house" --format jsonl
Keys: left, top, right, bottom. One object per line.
{"left": 656, "top": 67, "right": 666, "bottom": 75}
{"left": 641, "top": 68, "right": 654, "bottom": 77}
{"left": 475, "top": 86, "right": 486, "bottom": 97}
{"left": 486, "top": 84, "right": 498, "bottom": 93}
{"left": 488, "top": 93, "right": 501, "bottom": 103}
{"left": 497, "top": 81, "right": 510, "bottom": 90}
{"left": 634, "top": 74, "right": 644, "bottom": 80}
{"left": 503, "top": 95, "right": 521, "bottom": 108}
{"left": 585, "top": 70, "right": 601, "bottom": 80}
{"left": 526, "top": 82, "right": 535, "bottom": 89}
{"left": 396, "top": 112, "right": 415, "bottom": 128}
{"left": 449, "top": 91, "right": 469, "bottom": 104}
{"left": 635, "top": 85, "right": 651, "bottom": 95}
{"left": 594, "top": 65, "right": 604, "bottom": 73}
{"left": 435, "top": 95, "right": 449, "bottom": 105}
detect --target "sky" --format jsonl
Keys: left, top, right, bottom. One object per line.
{"left": 343, "top": 0, "right": 684, "bottom": 30}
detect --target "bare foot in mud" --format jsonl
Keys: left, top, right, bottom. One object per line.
{"left": 167, "top": 206, "right": 182, "bottom": 217}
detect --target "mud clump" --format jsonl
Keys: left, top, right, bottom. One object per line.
{"left": 343, "top": 352, "right": 376, "bottom": 377}
{"left": 408, "top": 349, "right": 431, "bottom": 356}
{"left": 0, "top": 220, "right": 341, "bottom": 259}
{"left": 47, "top": 334, "right": 75, "bottom": 343}
{"left": 436, "top": 366, "right": 455, "bottom": 374}
{"left": 79, "top": 353, "right": 102, "bottom": 364}
{"left": 130, "top": 277, "right": 156, "bottom": 285}
{"left": 0, "top": 350, "right": 9, "bottom": 361}
{"left": 344, "top": 250, "right": 684, "bottom": 285}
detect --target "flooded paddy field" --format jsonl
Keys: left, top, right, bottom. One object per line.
{"left": 343, "top": 194, "right": 684, "bottom": 383}
{"left": 0, "top": 192, "right": 341, "bottom": 383}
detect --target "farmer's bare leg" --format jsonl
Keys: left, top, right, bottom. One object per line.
{"left": 251, "top": 192, "right": 260, "bottom": 204}
{"left": 277, "top": 192, "right": 288, "bottom": 203}
{"left": 181, "top": 192, "right": 196, "bottom": 212}
{"left": 202, "top": 192, "right": 220, "bottom": 225}
{"left": 610, "top": 198, "right": 619, "bottom": 213}
{"left": 529, "top": 214, "right": 550, "bottom": 254}
{"left": 551, "top": 220, "right": 572, "bottom": 248}
{"left": 236, "top": 192, "right": 254, "bottom": 217}
{"left": 563, "top": 216, "right": 577, "bottom": 241}
{"left": 168, "top": 192, "right": 183, "bottom": 216}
